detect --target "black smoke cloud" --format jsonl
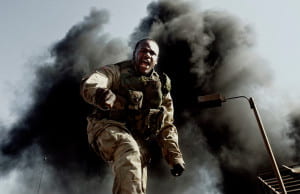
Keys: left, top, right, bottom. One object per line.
{"left": 131, "top": 0, "right": 297, "bottom": 193}
{"left": 0, "top": 0, "right": 298, "bottom": 194}
{"left": 0, "top": 9, "right": 129, "bottom": 194}
{"left": 290, "top": 112, "right": 300, "bottom": 162}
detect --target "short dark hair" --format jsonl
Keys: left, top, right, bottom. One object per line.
{"left": 133, "top": 38, "right": 158, "bottom": 53}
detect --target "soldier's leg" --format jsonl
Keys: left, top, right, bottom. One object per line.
{"left": 94, "top": 125, "right": 146, "bottom": 194}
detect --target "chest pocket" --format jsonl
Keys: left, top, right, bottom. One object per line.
{"left": 120, "top": 72, "right": 163, "bottom": 109}
{"left": 142, "top": 79, "right": 162, "bottom": 109}
{"left": 118, "top": 70, "right": 167, "bottom": 139}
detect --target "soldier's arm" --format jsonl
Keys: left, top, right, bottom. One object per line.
{"left": 158, "top": 92, "right": 185, "bottom": 172}
{"left": 80, "top": 65, "right": 121, "bottom": 110}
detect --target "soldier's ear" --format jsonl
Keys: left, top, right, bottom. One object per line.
{"left": 132, "top": 49, "right": 136, "bottom": 59}
{"left": 155, "top": 56, "right": 159, "bottom": 65}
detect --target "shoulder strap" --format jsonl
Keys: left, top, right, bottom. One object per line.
{"left": 158, "top": 72, "right": 171, "bottom": 96}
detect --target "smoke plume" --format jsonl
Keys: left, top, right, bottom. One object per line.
{"left": 0, "top": 0, "right": 298, "bottom": 194}
{"left": 290, "top": 111, "right": 300, "bottom": 162}
{"left": 0, "top": 9, "right": 128, "bottom": 194}
{"left": 131, "top": 0, "right": 297, "bottom": 193}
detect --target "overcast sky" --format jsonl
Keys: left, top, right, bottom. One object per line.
{"left": 1, "top": 0, "right": 300, "bottom": 124}
{"left": 1, "top": 1, "right": 300, "bottom": 193}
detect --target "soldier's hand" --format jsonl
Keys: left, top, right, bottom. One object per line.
{"left": 96, "top": 88, "right": 116, "bottom": 110}
{"left": 171, "top": 163, "right": 185, "bottom": 177}
{"left": 103, "top": 89, "right": 116, "bottom": 109}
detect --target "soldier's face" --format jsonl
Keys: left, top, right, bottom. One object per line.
{"left": 133, "top": 40, "right": 159, "bottom": 75}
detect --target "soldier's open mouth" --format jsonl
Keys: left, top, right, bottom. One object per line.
{"left": 140, "top": 62, "right": 150, "bottom": 69}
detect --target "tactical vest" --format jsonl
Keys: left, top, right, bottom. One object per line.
{"left": 112, "top": 61, "right": 171, "bottom": 139}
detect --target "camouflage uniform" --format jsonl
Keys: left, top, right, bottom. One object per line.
{"left": 81, "top": 60, "right": 184, "bottom": 194}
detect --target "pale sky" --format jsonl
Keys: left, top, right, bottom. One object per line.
{"left": 1, "top": 1, "right": 300, "bottom": 193}
{"left": 0, "top": 0, "right": 300, "bottom": 124}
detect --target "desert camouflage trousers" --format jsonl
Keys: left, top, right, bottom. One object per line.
{"left": 87, "top": 118, "right": 148, "bottom": 194}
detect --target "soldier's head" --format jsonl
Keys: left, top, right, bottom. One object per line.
{"left": 133, "top": 39, "right": 159, "bottom": 75}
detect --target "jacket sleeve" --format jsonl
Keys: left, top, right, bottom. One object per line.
{"left": 80, "top": 64, "right": 119, "bottom": 110}
{"left": 157, "top": 92, "right": 185, "bottom": 167}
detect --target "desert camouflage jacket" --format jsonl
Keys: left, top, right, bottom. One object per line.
{"left": 81, "top": 60, "right": 184, "bottom": 166}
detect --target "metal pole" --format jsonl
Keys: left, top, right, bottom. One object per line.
{"left": 36, "top": 155, "right": 47, "bottom": 194}
{"left": 198, "top": 94, "right": 288, "bottom": 193}
{"left": 249, "top": 97, "right": 287, "bottom": 194}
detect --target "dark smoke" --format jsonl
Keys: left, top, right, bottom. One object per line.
{"left": 0, "top": 9, "right": 128, "bottom": 194}
{"left": 0, "top": 0, "right": 298, "bottom": 194}
{"left": 290, "top": 112, "right": 300, "bottom": 162}
{"left": 131, "top": 0, "right": 297, "bottom": 193}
